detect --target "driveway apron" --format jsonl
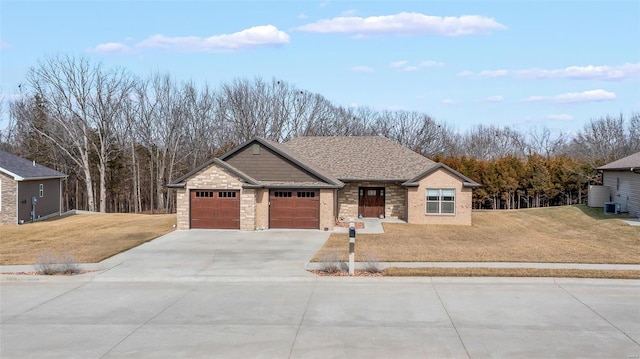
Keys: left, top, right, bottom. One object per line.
{"left": 94, "top": 229, "right": 330, "bottom": 281}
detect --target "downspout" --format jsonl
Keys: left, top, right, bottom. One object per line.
{"left": 59, "top": 179, "right": 63, "bottom": 216}
{"left": 15, "top": 181, "right": 20, "bottom": 224}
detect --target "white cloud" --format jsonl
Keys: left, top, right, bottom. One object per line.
{"left": 390, "top": 60, "right": 408, "bottom": 68}
{"left": 460, "top": 63, "right": 639, "bottom": 81}
{"left": 442, "top": 98, "right": 456, "bottom": 105}
{"left": 545, "top": 114, "right": 574, "bottom": 121}
{"left": 89, "top": 25, "right": 290, "bottom": 54}
{"left": 458, "top": 69, "right": 509, "bottom": 78}
{"left": 391, "top": 59, "right": 443, "bottom": 72}
{"left": 295, "top": 12, "right": 506, "bottom": 36}
{"left": 351, "top": 65, "right": 373, "bottom": 73}
{"left": 341, "top": 9, "right": 357, "bottom": 16}
{"left": 0, "top": 39, "right": 11, "bottom": 49}
{"left": 297, "top": 13, "right": 308, "bottom": 19}
{"left": 516, "top": 63, "right": 640, "bottom": 81}
{"left": 523, "top": 89, "right": 616, "bottom": 104}
{"left": 92, "top": 42, "right": 133, "bottom": 54}
{"left": 484, "top": 95, "right": 504, "bottom": 102}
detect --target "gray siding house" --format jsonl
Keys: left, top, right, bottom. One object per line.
{"left": 598, "top": 151, "right": 640, "bottom": 218}
{"left": 0, "top": 150, "right": 67, "bottom": 225}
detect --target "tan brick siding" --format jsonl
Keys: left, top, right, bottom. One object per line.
{"left": 319, "top": 189, "right": 336, "bottom": 230}
{"left": 240, "top": 189, "right": 256, "bottom": 230}
{"left": 0, "top": 173, "right": 17, "bottom": 225}
{"left": 175, "top": 163, "right": 247, "bottom": 230}
{"left": 255, "top": 189, "right": 269, "bottom": 230}
{"left": 407, "top": 168, "right": 473, "bottom": 225}
{"left": 337, "top": 182, "right": 406, "bottom": 220}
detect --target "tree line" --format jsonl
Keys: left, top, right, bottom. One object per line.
{"left": 1, "top": 55, "right": 638, "bottom": 213}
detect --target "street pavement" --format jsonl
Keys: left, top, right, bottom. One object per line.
{"left": 1, "top": 229, "right": 639, "bottom": 358}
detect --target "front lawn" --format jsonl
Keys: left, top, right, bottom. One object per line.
{"left": 313, "top": 205, "right": 640, "bottom": 264}
{"left": 0, "top": 213, "right": 176, "bottom": 265}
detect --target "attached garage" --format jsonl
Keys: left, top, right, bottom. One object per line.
{"left": 190, "top": 190, "right": 240, "bottom": 229}
{"left": 269, "top": 190, "right": 319, "bottom": 229}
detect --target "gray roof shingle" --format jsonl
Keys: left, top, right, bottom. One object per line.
{"left": 284, "top": 136, "right": 437, "bottom": 181}
{"left": 0, "top": 150, "right": 67, "bottom": 180}
{"left": 598, "top": 151, "right": 640, "bottom": 170}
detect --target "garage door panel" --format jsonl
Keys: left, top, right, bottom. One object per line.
{"left": 269, "top": 190, "right": 319, "bottom": 229}
{"left": 190, "top": 190, "right": 240, "bottom": 229}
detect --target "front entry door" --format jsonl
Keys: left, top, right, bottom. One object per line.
{"left": 358, "top": 187, "right": 385, "bottom": 218}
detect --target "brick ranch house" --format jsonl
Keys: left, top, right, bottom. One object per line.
{"left": 168, "top": 136, "right": 481, "bottom": 230}
{"left": 0, "top": 150, "right": 67, "bottom": 225}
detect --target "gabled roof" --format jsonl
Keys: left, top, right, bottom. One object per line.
{"left": 284, "top": 136, "right": 438, "bottom": 181}
{"left": 598, "top": 151, "right": 640, "bottom": 171}
{"left": 0, "top": 150, "right": 67, "bottom": 181}
{"left": 168, "top": 137, "right": 343, "bottom": 189}
{"left": 403, "top": 163, "right": 482, "bottom": 188}
{"left": 167, "top": 158, "right": 261, "bottom": 188}
{"left": 220, "top": 137, "right": 343, "bottom": 187}
{"left": 168, "top": 136, "right": 482, "bottom": 189}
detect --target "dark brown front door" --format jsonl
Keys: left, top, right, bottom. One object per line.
{"left": 269, "top": 190, "right": 320, "bottom": 229}
{"left": 190, "top": 190, "right": 240, "bottom": 229}
{"left": 359, "top": 187, "right": 385, "bottom": 218}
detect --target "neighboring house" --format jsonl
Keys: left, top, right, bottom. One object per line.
{"left": 597, "top": 151, "right": 640, "bottom": 218}
{"left": 0, "top": 150, "right": 68, "bottom": 225}
{"left": 168, "top": 136, "right": 481, "bottom": 230}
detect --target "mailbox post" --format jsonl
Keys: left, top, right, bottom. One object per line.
{"left": 348, "top": 221, "right": 356, "bottom": 275}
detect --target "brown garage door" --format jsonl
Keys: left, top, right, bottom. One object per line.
{"left": 190, "top": 190, "right": 240, "bottom": 229}
{"left": 269, "top": 190, "right": 319, "bottom": 229}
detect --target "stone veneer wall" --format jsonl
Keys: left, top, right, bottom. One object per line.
{"left": 319, "top": 189, "right": 336, "bottom": 230}
{"left": 0, "top": 173, "right": 17, "bottom": 225}
{"left": 337, "top": 182, "right": 406, "bottom": 220}
{"left": 175, "top": 163, "right": 247, "bottom": 230}
{"left": 406, "top": 168, "right": 473, "bottom": 225}
{"left": 254, "top": 189, "right": 269, "bottom": 230}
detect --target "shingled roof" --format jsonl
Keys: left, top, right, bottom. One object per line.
{"left": 0, "top": 150, "right": 67, "bottom": 181}
{"left": 598, "top": 151, "right": 640, "bottom": 170}
{"left": 284, "top": 136, "right": 437, "bottom": 181}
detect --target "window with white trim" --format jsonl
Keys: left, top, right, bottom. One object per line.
{"left": 39, "top": 184, "right": 44, "bottom": 198}
{"left": 426, "top": 189, "right": 455, "bottom": 214}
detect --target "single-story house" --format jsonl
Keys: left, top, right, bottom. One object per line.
{"left": 0, "top": 150, "right": 68, "bottom": 225}
{"left": 597, "top": 151, "right": 640, "bottom": 218}
{"left": 168, "top": 136, "right": 481, "bottom": 230}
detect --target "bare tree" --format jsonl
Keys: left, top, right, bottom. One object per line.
{"left": 460, "top": 125, "right": 526, "bottom": 160}
{"left": 526, "top": 126, "right": 566, "bottom": 157}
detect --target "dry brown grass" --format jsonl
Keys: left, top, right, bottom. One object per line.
{"left": 0, "top": 213, "right": 176, "bottom": 265}
{"left": 313, "top": 205, "right": 640, "bottom": 264}
{"left": 384, "top": 267, "right": 640, "bottom": 279}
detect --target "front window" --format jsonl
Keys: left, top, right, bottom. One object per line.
{"left": 426, "top": 189, "right": 455, "bottom": 214}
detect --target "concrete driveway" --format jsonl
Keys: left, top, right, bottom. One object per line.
{"left": 93, "top": 229, "right": 330, "bottom": 281}
{"left": 1, "top": 229, "right": 639, "bottom": 358}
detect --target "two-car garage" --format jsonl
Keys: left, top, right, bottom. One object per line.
{"left": 189, "top": 189, "right": 320, "bottom": 230}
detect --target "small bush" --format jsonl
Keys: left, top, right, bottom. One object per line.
{"left": 318, "top": 251, "right": 341, "bottom": 274}
{"left": 362, "top": 254, "right": 382, "bottom": 274}
{"left": 36, "top": 253, "right": 59, "bottom": 275}
{"left": 35, "top": 253, "right": 81, "bottom": 275}
{"left": 58, "top": 254, "right": 81, "bottom": 274}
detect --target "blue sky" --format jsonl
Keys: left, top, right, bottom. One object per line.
{"left": 1, "top": 0, "right": 639, "bottom": 134}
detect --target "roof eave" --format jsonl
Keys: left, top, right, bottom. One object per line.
{"left": 340, "top": 178, "right": 409, "bottom": 183}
